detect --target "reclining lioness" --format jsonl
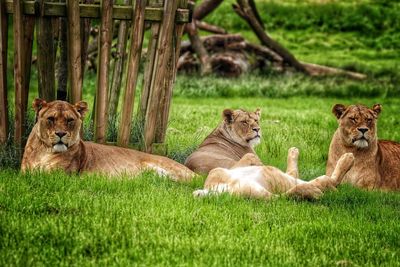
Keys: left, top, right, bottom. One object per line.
{"left": 185, "top": 108, "right": 262, "bottom": 174}
{"left": 327, "top": 103, "right": 400, "bottom": 190}
{"left": 21, "top": 99, "right": 195, "bottom": 181}
{"left": 194, "top": 148, "right": 355, "bottom": 200}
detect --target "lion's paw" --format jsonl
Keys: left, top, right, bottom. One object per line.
{"left": 288, "top": 147, "right": 299, "bottom": 160}
{"left": 286, "top": 183, "right": 323, "bottom": 200}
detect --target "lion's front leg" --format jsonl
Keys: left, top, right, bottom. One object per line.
{"left": 286, "top": 147, "right": 300, "bottom": 178}
{"left": 287, "top": 153, "right": 355, "bottom": 199}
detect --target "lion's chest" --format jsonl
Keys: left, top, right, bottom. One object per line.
{"left": 28, "top": 151, "right": 78, "bottom": 172}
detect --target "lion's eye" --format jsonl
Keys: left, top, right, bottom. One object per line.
{"left": 67, "top": 118, "right": 75, "bottom": 125}
{"left": 366, "top": 118, "right": 373, "bottom": 123}
{"left": 47, "top": 117, "right": 55, "bottom": 123}
{"left": 242, "top": 121, "right": 248, "bottom": 125}
{"left": 349, "top": 117, "right": 357, "bottom": 123}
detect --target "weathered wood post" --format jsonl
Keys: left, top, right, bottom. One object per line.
{"left": 117, "top": 0, "right": 146, "bottom": 147}
{"left": 67, "top": 0, "right": 82, "bottom": 104}
{"left": 143, "top": 0, "right": 180, "bottom": 152}
{"left": 0, "top": 0, "right": 7, "bottom": 144}
{"left": 139, "top": 0, "right": 163, "bottom": 120}
{"left": 94, "top": 0, "right": 113, "bottom": 144}
{"left": 13, "top": 0, "right": 34, "bottom": 146}
{"left": 37, "top": 0, "right": 56, "bottom": 101}
{"left": 108, "top": 0, "right": 131, "bottom": 123}
{"left": 155, "top": 0, "right": 188, "bottom": 144}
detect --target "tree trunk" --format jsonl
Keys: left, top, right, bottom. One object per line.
{"left": 233, "top": 0, "right": 309, "bottom": 74}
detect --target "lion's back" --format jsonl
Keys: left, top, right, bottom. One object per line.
{"left": 378, "top": 140, "right": 400, "bottom": 190}
{"left": 185, "top": 146, "right": 239, "bottom": 175}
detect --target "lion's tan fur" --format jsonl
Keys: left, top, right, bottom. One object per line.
{"left": 326, "top": 103, "right": 400, "bottom": 190}
{"left": 21, "top": 99, "right": 194, "bottom": 181}
{"left": 194, "top": 148, "right": 355, "bottom": 200}
{"left": 185, "top": 108, "right": 262, "bottom": 174}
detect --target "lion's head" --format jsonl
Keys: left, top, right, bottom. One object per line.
{"left": 222, "top": 108, "right": 261, "bottom": 147}
{"left": 332, "top": 103, "right": 381, "bottom": 149}
{"left": 32, "top": 98, "right": 88, "bottom": 153}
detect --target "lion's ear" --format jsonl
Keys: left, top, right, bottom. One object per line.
{"left": 223, "top": 109, "right": 235, "bottom": 123}
{"left": 74, "top": 101, "right": 88, "bottom": 117}
{"left": 255, "top": 108, "right": 261, "bottom": 118}
{"left": 32, "top": 98, "right": 47, "bottom": 122}
{"left": 32, "top": 98, "right": 47, "bottom": 113}
{"left": 372, "top": 104, "right": 381, "bottom": 116}
{"left": 332, "top": 104, "right": 346, "bottom": 119}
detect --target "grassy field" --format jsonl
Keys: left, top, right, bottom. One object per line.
{"left": 1, "top": 97, "right": 400, "bottom": 266}
{"left": 1, "top": 0, "right": 400, "bottom": 265}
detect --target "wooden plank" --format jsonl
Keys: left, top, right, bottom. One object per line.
{"left": 117, "top": 0, "right": 146, "bottom": 147}
{"left": 94, "top": 0, "right": 113, "bottom": 144}
{"left": 67, "top": 0, "right": 82, "bottom": 104}
{"left": 155, "top": 0, "right": 188, "bottom": 143}
{"left": 144, "top": 0, "right": 179, "bottom": 152}
{"left": 0, "top": 0, "right": 8, "bottom": 144}
{"left": 4, "top": 1, "right": 189, "bottom": 22}
{"left": 108, "top": 0, "right": 131, "bottom": 122}
{"left": 37, "top": 0, "right": 55, "bottom": 101}
{"left": 138, "top": 23, "right": 159, "bottom": 120}
{"left": 13, "top": 0, "right": 29, "bottom": 146}
{"left": 138, "top": 0, "right": 163, "bottom": 120}
{"left": 22, "top": 15, "right": 35, "bottom": 113}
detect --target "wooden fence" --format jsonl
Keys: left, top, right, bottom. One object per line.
{"left": 0, "top": 0, "right": 189, "bottom": 153}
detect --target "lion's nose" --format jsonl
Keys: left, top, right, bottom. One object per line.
{"left": 55, "top": 131, "right": 67, "bottom": 138}
{"left": 253, "top": 127, "right": 260, "bottom": 133}
{"left": 358, "top": 128, "right": 368, "bottom": 134}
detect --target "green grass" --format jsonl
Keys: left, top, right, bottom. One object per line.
{"left": 1, "top": 171, "right": 400, "bottom": 266}
{"left": 1, "top": 97, "right": 400, "bottom": 265}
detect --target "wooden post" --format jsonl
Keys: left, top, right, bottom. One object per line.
{"left": 13, "top": 0, "right": 26, "bottom": 146}
{"left": 155, "top": 0, "right": 188, "bottom": 143}
{"left": 117, "top": 0, "right": 146, "bottom": 147}
{"left": 22, "top": 15, "right": 35, "bottom": 112}
{"left": 66, "top": 0, "right": 82, "bottom": 104}
{"left": 0, "top": 0, "right": 8, "bottom": 144}
{"left": 108, "top": 0, "right": 131, "bottom": 123}
{"left": 94, "top": 0, "right": 113, "bottom": 144}
{"left": 139, "top": 0, "right": 163, "bottom": 121}
{"left": 37, "top": 0, "right": 55, "bottom": 101}
{"left": 144, "top": 0, "right": 179, "bottom": 152}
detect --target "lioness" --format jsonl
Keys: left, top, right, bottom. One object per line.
{"left": 185, "top": 108, "right": 262, "bottom": 174}
{"left": 194, "top": 148, "right": 355, "bottom": 200}
{"left": 327, "top": 103, "right": 400, "bottom": 190}
{"left": 21, "top": 99, "right": 195, "bottom": 181}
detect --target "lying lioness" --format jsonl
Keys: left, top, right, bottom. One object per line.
{"left": 327, "top": 103, "right": 400, "bottom": 190}
{"left": 185, "top": 108, "right": 262, "bottom": 174}
{"left": 194, "top": 148, "right": 355, "bottom": 200}
{"left": 21, "top": 99, "right": 195, "bottom": 181}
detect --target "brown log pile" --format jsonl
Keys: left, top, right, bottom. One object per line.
{"left": 177, "top": 33, "right": 366, "bottom": 79}
{"left": 83, "top": 0, "right": 367, "bottom": 80}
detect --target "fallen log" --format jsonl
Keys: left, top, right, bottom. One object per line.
{"left": 233, "top": 0, "right": 309, "bottom": 74}
{"left": 301, "top": 62, "right": 367, "bottom": 80}
{"left": 195, "top": 20, "right": 227, "bottom": 34}
{"left": 210, "top": 51, "right": 250, "bottom": 77}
